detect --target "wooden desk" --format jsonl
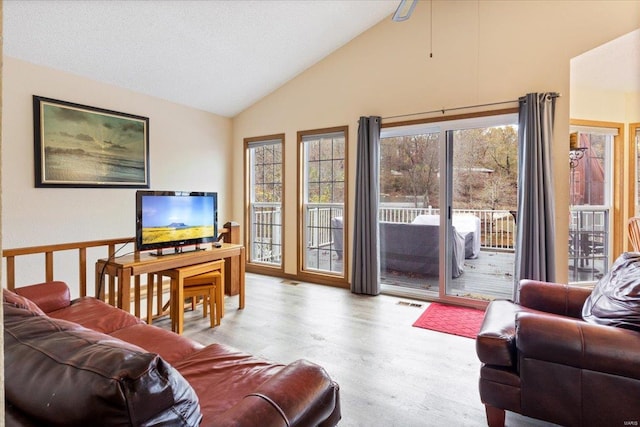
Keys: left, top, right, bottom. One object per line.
{"left": 95, "top": 243, "right": 245, "bottom": 316}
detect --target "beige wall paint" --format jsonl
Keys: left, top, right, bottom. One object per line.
{"left": 627, "top": 93, "right": 640, "bottom": 122}
{"left": 571, "top": 87, "right": 640, "bottom": 123}
{"left": 233, "top": 1, "right": 640, "bottom": 282}
{"left": 2, "top": 57, "right": 232, "bottom": 295}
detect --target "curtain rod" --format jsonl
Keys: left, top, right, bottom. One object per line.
{"left": 382, "top": 93, "right": 561, "bottom": 121}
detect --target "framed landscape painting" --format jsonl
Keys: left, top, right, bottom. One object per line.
{"left": 33, "top": 96, "right": 150, "bottom": 188}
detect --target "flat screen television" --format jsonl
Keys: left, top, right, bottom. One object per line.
{"left": 136, "top": 190, "right": 218, "bottom": 254}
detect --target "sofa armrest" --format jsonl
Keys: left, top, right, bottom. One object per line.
{"left": 516, "top": 312, "right": 640, "bottom": 380}
{"left": 213, "top": 360, "right": 340, "bottom": 427}
{"left": 13, "top": 281, "right": 71, "bottom": 313}
{"left": 518, "top": 279, "right": 591, "bottom": 318}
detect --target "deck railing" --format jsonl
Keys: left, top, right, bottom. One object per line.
{"left": 248, "top": 204, "right": 609, "bottom": 282}
{"left": 568, "top": 207, "right": 609, "bottom": 282}
{"left": 249, "top": 204, "right": 516, "bottom": 259}
{"left": 305, "top": 203, "right": 344, "bottom": 248}
{"left": 250, "top": 202, "right": 283, "bottom": 264}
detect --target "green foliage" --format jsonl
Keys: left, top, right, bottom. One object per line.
{"left": 380, "top": 125, "right": 518, "bottom": 210}
{"left": 381, "top": 133, "right": 439, "bottom": 207}
{"left": 305, "top": 137, "right": 345, "bottom": 203}
{"left": 252, "top": 144, "right": 283, "bottom": 203}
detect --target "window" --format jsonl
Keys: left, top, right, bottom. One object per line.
{"left": 299, "top": 127, "right": 347, "bottom": 280}
{"left": 569, "top": 126, "right": 616, "bottom": 284}
{"left": 246, "top": 135, "right": 283, "bottom": 268}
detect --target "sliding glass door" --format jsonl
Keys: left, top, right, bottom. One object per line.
{"left": 445, "top": 124, "right": 518, "bottom": 300}
{"left": 379, "top": 129, "right": 440, "bottom": 295}
{"left": 379, "top": 113, "right": 518, "bottom": 303}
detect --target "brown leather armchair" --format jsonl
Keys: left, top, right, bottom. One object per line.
{"left": 476, "top": 279, "right": 640, "bottom": 427}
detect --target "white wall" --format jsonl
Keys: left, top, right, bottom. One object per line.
{"left": 2, "top": 57, "right": 232, "bottom": 296}
{"left": 232, "top": 0, "right": 640, "bottom": 283}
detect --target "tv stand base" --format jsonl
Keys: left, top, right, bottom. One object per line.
{"left": 149, "top": 244, "right": 206, "bottom": 257}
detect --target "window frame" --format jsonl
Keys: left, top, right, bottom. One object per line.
{"left": 244, "top": 134, "right": 285, "bottom": 274}
{"left": 570, "top": 119, "right": 625, "bottom": 259}
{"left": 297, "top": 126, "right": 349, "bottom": 286}
{"left": 380, "top": 109, "right": 518, "bottom": 304}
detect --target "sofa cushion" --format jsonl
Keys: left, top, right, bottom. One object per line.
{"left": 174, "top": 343, "right": 286, "bottom": 424}
{"left": 4, "top": 303, "right": 202, "bottom": 426}
{"left": 582, "top": 252, "right": 640, "bottom": 332}
{"left": 3, "top": 288, "right": 45, "bottom": 315}
{"left": 110, "top": 323, "right": 204, "bottom": 366}
{"left": 13, "top": 281, "right": 71, "bottom": 313}
{"left": 48, "top": 296, "right": 143, "bottom": 334}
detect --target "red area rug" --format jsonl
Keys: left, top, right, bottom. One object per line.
{"left": 412, "top": 303, "right": 486, "bottom": 339}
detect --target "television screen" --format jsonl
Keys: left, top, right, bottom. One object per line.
{"left": 136, "top": 190, "right": 218, "bottom": 253}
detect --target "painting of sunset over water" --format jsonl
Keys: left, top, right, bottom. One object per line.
{"left": 34, "top": 96, "right": 149, "bottom": 188}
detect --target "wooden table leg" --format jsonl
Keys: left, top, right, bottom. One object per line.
{"left": 218, "top": 266, "right": 225, "bottom": 318}
{"left": 157, "top": 275, "right": 163, "bottom": 316}
{"left": 95, "top": 262, "right": 104, "bottom": 300}
{"left": 147, "top": 273, "right": 154, "bottom": 324}
{"left": 177, "top": 273, "right": 185, "bottom": 334}
{"left": 119, "top": 269, "right": 132, "bottom": 313}
{"left": 170, "top": 277, "right": 176, "bottom": 332}
{"left": 134, "top": 276, "right": 141, "bottom": 318}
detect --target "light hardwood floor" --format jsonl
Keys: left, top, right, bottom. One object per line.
{"left": 152, "top": 273, "right": 559, "bottom": 427}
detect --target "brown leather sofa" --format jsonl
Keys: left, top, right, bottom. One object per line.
{"left": 476, "top": 277, "right": 640, "bottom": 427}
{"left": 4, "top": 281, "right": 341, "bottom": 426}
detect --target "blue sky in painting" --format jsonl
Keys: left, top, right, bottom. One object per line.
{"left": 142, "top": 195, "right": 215, "bottom": 227}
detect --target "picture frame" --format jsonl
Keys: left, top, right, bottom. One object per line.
{"left": 33, "top": 95, "right": 150, "bottom": 188}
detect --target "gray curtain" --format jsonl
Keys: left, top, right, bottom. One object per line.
{"left": 351, "top": 116, "right": 381, "bottom": 295}
{"left": 514, "top": 93, "right": 558, "bottom": 300}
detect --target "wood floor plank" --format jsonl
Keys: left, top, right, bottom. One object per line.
{"left": 153, "top": 273, "right": 559, "bottom": 427}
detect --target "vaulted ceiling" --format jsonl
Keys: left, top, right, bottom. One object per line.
{"left": 4, "top": 0, "right": 398, "bottom": 117}
{"left": 571, "top": 28, "right": 640, "bottom": 93}
{"left": 5, "top": 1, "right": 637, "bottom": 118}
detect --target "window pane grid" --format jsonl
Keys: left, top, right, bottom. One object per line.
{"left": 248, "top": 140, "right": 282, "bottom": 266}
{"left": 302, "top": 131, "right": 345, "bottom": 275}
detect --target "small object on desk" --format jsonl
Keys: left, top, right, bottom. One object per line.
{"left": 212, "top": 241, "right": 222, "bottom": 248}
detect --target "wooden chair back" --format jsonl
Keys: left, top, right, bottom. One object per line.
{"left": 628, "top": 217, "right": 640, "bottom": 252}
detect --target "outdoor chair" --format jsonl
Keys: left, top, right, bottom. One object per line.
{"left": 628, "top": 216, "right": 640, "bottom": 251}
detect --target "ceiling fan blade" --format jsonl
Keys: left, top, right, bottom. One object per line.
{"left": 392, "top": 0, "right": 418, "bottom": 22}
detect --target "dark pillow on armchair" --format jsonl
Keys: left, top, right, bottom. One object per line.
{"left": 582, "top": 252, "right": 640, "bottom": 332}
{"left": 4, "top": 304, "right": 202, "bottom": 426}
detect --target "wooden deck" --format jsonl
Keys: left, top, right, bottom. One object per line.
{"left": 309, "top": 244, "right": 607, "bottom": 301}
{"left": 381, "top": 249, "right": 516, "bottom": 300}
{"left": 308, "top": 246, "right": 516, "bottom": 300}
